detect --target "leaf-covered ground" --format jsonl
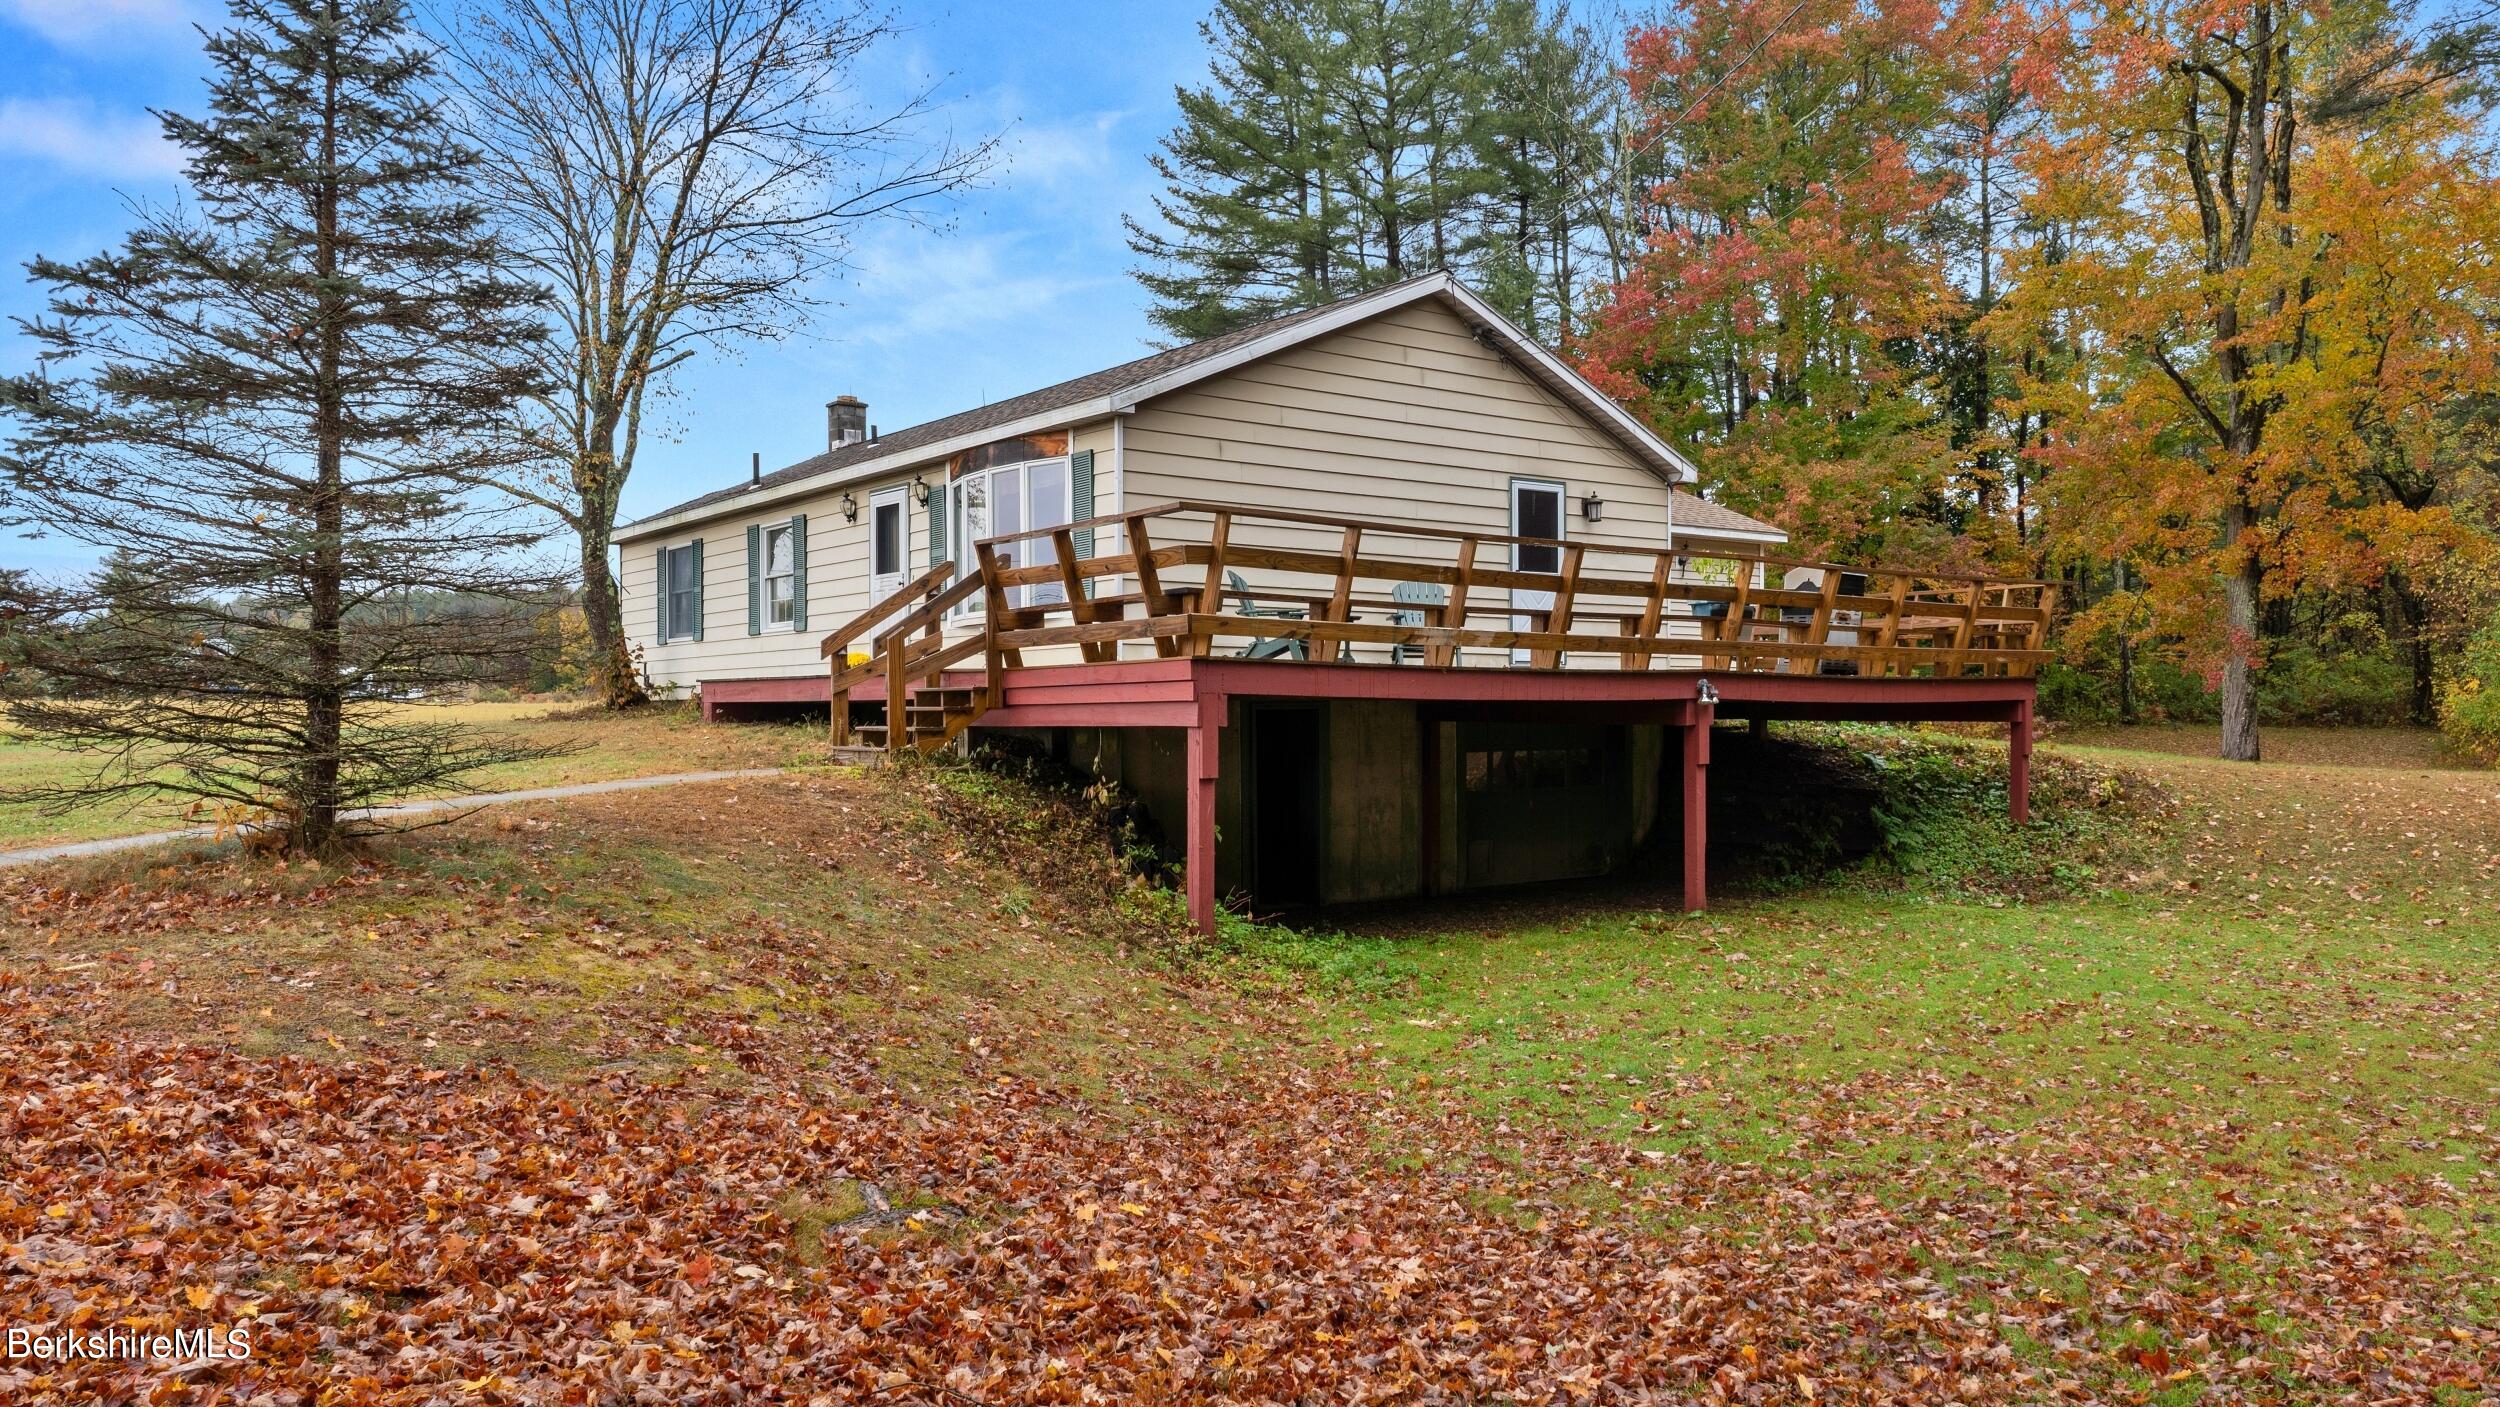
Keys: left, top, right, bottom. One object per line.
{"left": 3, "top": 739, "right": 2497, "bottom": 1404}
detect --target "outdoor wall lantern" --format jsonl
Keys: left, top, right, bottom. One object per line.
{"left": 1581, "top": 491, "right": 1604, "bottom": 523}
{"left": 841, "top": 491, "right": 859, "bottom": 523}
{"left": 912, "top": 475, "right": 932, "bottom": 507}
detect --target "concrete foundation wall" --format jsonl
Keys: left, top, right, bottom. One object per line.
{"left": 1028, "top": 700, "right": 1656, "bottom": 915}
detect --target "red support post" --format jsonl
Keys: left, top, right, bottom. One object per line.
{"left": 1185, "top": 692, "right": 1224, "bottom": 936}
{"left": 2009, "top": 697, "right": 2034, "bottom": 824}
{"left": 1682, "top": 699, "right": 1712, "bottom": 912}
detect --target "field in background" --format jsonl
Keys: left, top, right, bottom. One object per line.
{"left": 2053, "top": 721, "right": 2478, "bottom": 770}
{"left": 0, "top": 700, "right": 824, "bottom": 849}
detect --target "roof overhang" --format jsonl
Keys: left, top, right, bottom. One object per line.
{"left": 615, "top": 396, "right": 1117, "bottom": 544}
{"left": 1100, "top": 272, "right": 1700, "bottom": 487}
{"left": 615, "top": 270, "right": 1698, "bottom": 544}
{"left": 1672, "top": 523, "right": 1788, "bottom": 545}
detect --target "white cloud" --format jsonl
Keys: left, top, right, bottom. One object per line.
{"left": 1004, "top": 109, "right": 1127, "bottom": 189}
{"left": 0, "top": 97, "right": 184, "bottom": 180}
{"left": 834, "top": 229, "right": 1113, "bottom": 349}
{"left": 2, "top": 0, "right": 197, "bottom": 47}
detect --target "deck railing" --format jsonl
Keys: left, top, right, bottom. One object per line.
{"left": 823, "top": 499, "right": 2055, "bottom": 749}
{"left": 974, "top": 500, "right": 2054, "bottom": 672}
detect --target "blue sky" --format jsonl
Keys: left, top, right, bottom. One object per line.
{"left": 0, "top": 0, "right": 1211, "bottom": 575}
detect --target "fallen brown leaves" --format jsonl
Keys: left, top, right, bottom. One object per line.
{"left": 6, "top": 965, "right": 2493, "bottom": 1405}
{"left": 2, "top": 768, "right": 2495, "bottom": 1404}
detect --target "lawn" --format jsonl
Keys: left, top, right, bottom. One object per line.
{"left": 1, "top": 726, "right": 2494, "bottom": 1403}
{"left": 0, "top": 699, "right": 825, "bottom": 849}
{"left": 2053, "top": 720, "right": 2481, "bottom": 771}
{"left": 1268, "top": 734, "right": 2500, "bottom": 1399}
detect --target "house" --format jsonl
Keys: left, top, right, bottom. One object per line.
{"left": 616, "top": 273, "right": 2052, "bottom": 930}
{"left": 615, "top": 272, "right": 1788, "bottom": 697}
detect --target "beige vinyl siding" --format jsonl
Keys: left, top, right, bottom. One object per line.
{"left": 624, "top": 468, "right": 931, "bottom": 691}
{"left": 620, "top": 417, "right": 1121, "bottom": 689}
{"left": 1120, "top": 299, "right": 1716, "bottom": 665}
{"left": 1122, "top": 299, "right": 1670, "bottom": 546}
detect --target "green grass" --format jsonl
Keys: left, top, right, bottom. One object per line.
{"left": 1235, "top": 729, "right": 2500, "bottom": 1391}
{"left": 0, "top": 700, "right": 827, "bottom": 848}
{"left": 1309, "top": 891, "right": 2496, "bottom": 1183}
{"left": 2053, "top": 721, "right": 2482, "bottom": 771}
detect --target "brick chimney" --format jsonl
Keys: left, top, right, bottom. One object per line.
{"left": 826, "top": 395, "right": 867, "bottom": 451}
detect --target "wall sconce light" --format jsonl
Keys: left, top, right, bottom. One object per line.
{"left": 1581, "top": 491, "right": 1604, "bottom": 524}
{"left": 912, "top": 475, "right": 931, "bottom": 507}
{"left": 840, "top": 491, "right": 859, "bottom": 523}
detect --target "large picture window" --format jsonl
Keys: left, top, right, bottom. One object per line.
{"left": 949, "top": 456, "right": 1071, "bottom": 609}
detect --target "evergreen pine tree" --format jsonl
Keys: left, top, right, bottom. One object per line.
{"left": 1128, "top": 0, "right": 1352, "bottom": 341}
{"left": 1468, "top": 0, "right": 1618, "bottom": 340}
{"left": 0, "top": 0, "right": 562, "bottom": 852}
{"left": 1135, "top": 0, "right": 1586, "bottom": 340}
{"left": 1316, "top": 0, "right": 1496, "bottom": 283}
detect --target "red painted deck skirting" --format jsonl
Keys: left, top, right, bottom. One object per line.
{"left": 698, "top": 675, "right": 830, "bottom": 721}
{"left": 980, "top": 658, "right": 2036, "bottom": 717}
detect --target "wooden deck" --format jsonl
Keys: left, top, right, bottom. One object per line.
{"left": 810, "top": 500, "right": 2051, "bottom": 932}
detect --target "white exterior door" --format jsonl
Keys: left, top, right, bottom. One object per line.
{"left": 1509, "top": 478, "right": 1565, "bottom": 665}
{"left": 867, "top": 486, "right": 909, "bottom": 605}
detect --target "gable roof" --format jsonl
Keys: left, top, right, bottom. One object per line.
{"left": 617, "top": 271, "right": 1733, "bottom": 543}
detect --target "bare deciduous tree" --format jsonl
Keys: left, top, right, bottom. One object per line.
{"left": 446, "top": 0, "right": 997, "bottom": 707}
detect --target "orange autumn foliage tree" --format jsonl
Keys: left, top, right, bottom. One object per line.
{"left": 1989, "top": 0, "right": 2500, "bottom": 759}
{"left": 1573, "top": 0, "right": 1971, "bottom": 564}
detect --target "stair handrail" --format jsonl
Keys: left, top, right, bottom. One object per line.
{"left": 866, "top": 569, "right": 986, "bottom": 652}
{"left": 818, "top": 561, "right": 956, "bottom": 660}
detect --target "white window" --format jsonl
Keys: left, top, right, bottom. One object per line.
{"left": 763, "top": 521, "right": 797, "bottom": 627}
{"left": 663, "top": 543, "right": 699, "bottom": 641}
{"left": 949, "top": 456, "right": 1071, "bottom": 609}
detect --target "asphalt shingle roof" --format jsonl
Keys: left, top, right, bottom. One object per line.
{"left": 1669, "top": 491, "right": 1783, "bottom": 539}
{"left": 622, "top": 273, "right": 1783, "bottom": 544}
{"left": 626, "top": 291, "right": 1373, "bottom": 529}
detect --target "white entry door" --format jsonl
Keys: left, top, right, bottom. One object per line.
{"left": 867, "top": 485, "right": 909, "bottom": 605}
{"left": 1510, "top": 478, "right": 1565, "bottom": 665}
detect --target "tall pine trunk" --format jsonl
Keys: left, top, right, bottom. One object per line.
{"left": 305, "top": 3, "right": 348, "bottom": 849}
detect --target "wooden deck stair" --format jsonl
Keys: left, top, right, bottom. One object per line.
{"left": 845, "top": 685, "right": 986, "bottom": 754}
{"left": 817, "top": 563, "right": 1001, "bottom": 757}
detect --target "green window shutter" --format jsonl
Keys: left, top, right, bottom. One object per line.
{"left": 1065, "top": 454, "right": 1095, "bottom": 559}
{"left": 656, "top": 544, "right": 670, "bottom": 643}
{"left": 688, "top": 538, "right": 705, "bottom": 641}
{"left": 789, "top": 514, "right": 808, "bottom": 631}
{"left": 1070, "top": 449, "right": 1095, "bottom": 595}
{"left": 928, "top": 481, "right": 948, "bottom": 571}
{"left": 745, "top": 524, "right": 762, "bottom": 636}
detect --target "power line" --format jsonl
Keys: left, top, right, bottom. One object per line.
{"left": 1531, "top": 0, "right": 1819, "bottom": 248}
{"left": 1639, "top": 0, "right": 1820, "bottom": 160}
